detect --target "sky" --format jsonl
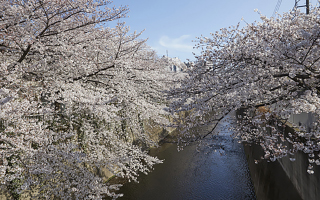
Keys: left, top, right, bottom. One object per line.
{"left": 107, "top": 0, "right": 318, "bottom": 62}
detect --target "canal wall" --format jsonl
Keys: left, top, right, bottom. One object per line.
{"left": 244, "top": 142, "right": 302, "bottom": 200}
{"left": 276, "top": 124, "right": 320, "bottom": 200}
{"left": 243, "top": 111, "right": 320, "bottom": 200}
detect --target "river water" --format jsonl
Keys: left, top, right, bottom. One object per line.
{"left": 117, "top": 113, "right": 256, "bottom": 200}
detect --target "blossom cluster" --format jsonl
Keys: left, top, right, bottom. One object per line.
{"left": 167, "top": 6, "right": 320, "bottom": 174}
{"left": 0, "top": 0, "right": 181, "bottom": 199}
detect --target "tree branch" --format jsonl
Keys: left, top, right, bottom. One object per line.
{"left": 72, "top": 64, "right": 115, "bottom": 81}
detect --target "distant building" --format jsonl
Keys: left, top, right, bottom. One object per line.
{"left": 161, "top": 56, "right": 187, "bottom": 72}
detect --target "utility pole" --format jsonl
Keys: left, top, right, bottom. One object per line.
{"left": 294, "top": 0, "right": 310, "bottom": 14}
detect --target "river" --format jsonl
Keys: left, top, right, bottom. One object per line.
{"left": 116, "top": 112, "right": 256, "bottom": 200}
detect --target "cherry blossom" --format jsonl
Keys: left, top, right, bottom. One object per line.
{"left": 167, "top": 6, "right": 320, "bottom": 174}
{"left": 0, "top": 0, "right": 180, "bottom": 199}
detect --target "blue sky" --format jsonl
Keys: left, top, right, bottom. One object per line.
{"left": 108, "top": 0, "right": 318, "bottom": 62}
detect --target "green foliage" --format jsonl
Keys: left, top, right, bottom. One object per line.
{"left": 7, "top": 178, "right": 24, "bottom": 200}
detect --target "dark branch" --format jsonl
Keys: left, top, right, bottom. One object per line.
{"left": 73, "top": 64, "right": 115, "bottom": 81}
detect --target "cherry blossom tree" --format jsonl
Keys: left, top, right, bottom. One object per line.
{"left": 0, "top": 0, "right": 179, "bottom": 199}
{"left": 167, "top": 6, "right": 320, "bottom": 174}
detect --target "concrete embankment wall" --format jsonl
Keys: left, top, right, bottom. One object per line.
{"left": 244, "top": 112, "right": 320, "bottom": 200}
{"left": 276, "top": 125, "right": 320, "bottom": 200}
{"left": 244, "top": 142, "right": 303, "bottom": 200}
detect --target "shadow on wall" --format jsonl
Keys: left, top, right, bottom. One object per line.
{"left": 244, "top": 111, "right": 320, "bottom": 200}
{"left": 244, "top": 142, "right": 303, "bottom": 200}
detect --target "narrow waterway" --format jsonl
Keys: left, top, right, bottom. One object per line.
{"left": 117, "top": 113, "right": 256, "bottom": 200}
